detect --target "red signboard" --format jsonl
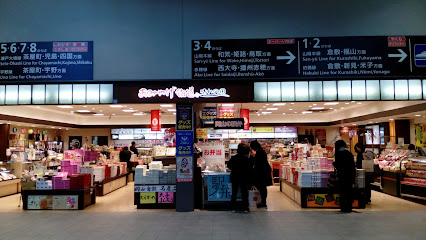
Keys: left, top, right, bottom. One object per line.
{"left": 151, "top": 110, "right": 161, "bottom": 131}
{"left": 240, "top": 109, "right": 250, "bottom": 130}
{"left": 218, "top": 106, "right": 235, "bottom": 118}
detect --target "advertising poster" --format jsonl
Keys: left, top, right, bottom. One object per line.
{"left": 240, "top": 109, "right": 250, "bottom": 130}
{"left": 201, "top": 107, "right": 217, "bottom": 122}
{"left": 176, "top": 131, "right": 193, "bottom": 156}
{"left": 415, "top": 124, "right": 424, "bottom": 147}
{"left": 140, "top": 192, "right": 156, "bottom": 204}
{"left": 158, "top": 192, "right": 174, "bottom": 203}
{"left": 306, "top": 193, "right": 358, "bottom": 208}
{"left": 176, "top": 106, "right": 193, "bottom": 130}
{"left": 27, "top": 195, "right": 78, "bottom": 210}
{"left": 69, "top": 136, "right": 82, "bottom": 149}
{"left": 207, "top": 174, "right": 232, "bottom": 201}
{"left": 196, "top": 128, "right": 208, "bottom": 139}
{"left": 217, "top": 106, "right": 235, "bottom": 118}
{"left": 151, "top": 110, "right": 161, "bottom": 131}
{"left": 177, "top": 156, "right": 193, "bottom": 182}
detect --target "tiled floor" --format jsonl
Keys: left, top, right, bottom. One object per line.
{"left": 0, "top": 183, "right": 425, "bottom": 240}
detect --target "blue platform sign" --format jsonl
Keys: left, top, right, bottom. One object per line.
{"left": 207, "top": 174, "right": 232, "bottom": 201}
{"left": 0, "top": 41, "right": 93, "bottom": 81}
{"left": 201, "top": 107, "right": 217, "bottom": 122}
{"left": 414, "top": 44, "right": 426, "bottom": 67}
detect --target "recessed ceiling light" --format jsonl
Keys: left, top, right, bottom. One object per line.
{"left": 266, "top": 108, "right": 278, "bottom": 111}
{"left": 112, "top": 114, "right": 116, "bottom": 116}
{"left": 133, "top": 113, "right": 144, "bottom": 116}
{"left": 222, "top": 104, "right": 234, "bottom": 107}
{"left": 83, "top": 106, "right": 87, "bottom": 108}
{"left": 273, "top": 103, "right": 286, "bottom": 106}
{"left": 70, "top": 111, "right": 74, "bottom": 114}
{"left": 290, "top": 103, "right": 294, "bottom": 105}
{"left": 130, "top": 108, "right": 133, "bottom": 110}
{"left": 77, "top": 110, "right": 90, "bottom": 113}
{"left": 57, "top": 106, "right": 73, "bottom": 109}
{"left": 312, "top": 107, "right": 324, "bottom": 110}
{"left": 341, "top": 107, "right": 345, "bottom": 109}
{"left": 345, "top": 103, "right": 350, "bottom": 105}
{"left": 92, "top": 108, "right": 95, "bottom": 110}
{"left": 262, "top": 112, "right": 272, "bottom": 114}
{"left": 369, "top": 122, "right": 373, "bottom": 123}
{"left": 257, "top": 114, "right": 260, "bottom": 116}
{"left": 330, "top": 108, "right": 334, "bottom": 109}
{"left": 289, "top": 108, "right": 293, "bottom": 111}
{"left": 263, "top": 106, "right": 266, "bottom": 108}
{"left": 389, "top": 119, "right": 394, "bottom": 121}
{"left": 51, "top": 127, "right": 55, "bottom": 128}
{"left": 324, "top": 102, "right": 339, "bottom": 105}
{"left": 66, "top": 128, "right": 69, "bottom": 130}
{"left": 99, "top": 110, "right": 103, "bottom": 112}
{"left": 109, "top": 105, "right": 124, "bottom": 108}
{"left": 334, "top": 109, "right": 337, "bottom": 111}
{"left": 173, "top": 113, "right": 176, "bottom": 115}
{"left": 309, "top": 106, "right": 312, "bottom": 108}
{"left": 266, "top": 104, "right": 269, "bottom": 105}
{"left": 59, "top": 128, "right": 62, "bottom": 129}
{"left": 341, "top": 126, "right": 344, "bottom": 127}
{"left": 351, "top": 101, "right": 355, "bottom": 103}
{"left": 93, "top": 113, "right": 104, "bottom": 116}
{"left": 282, "top": 113, "right": 286, "bottom": 115}
{"left": 160, "top": 104, "right": 173, "bottom": 107}
{"left": 294, "top": 112, "right": 298, "bottom": 114}
{"left": 375, "top": 122, "right": 378, "bottom": 123}
{"left": 352, "top": 124, "right": 356, "bottom": 126}
{"left": 357, "top": 102, "right": 362, "bottom": 105}
{"left": 415, "top": 115, "right": 421, "bottom": 117}
{"left": 122, "top": 109, "right": 136, "bottom": 112}
{"left": 302, "top": 111, "right": 313, "bottom": 114}
{"left": 31, "top": 125, "right": 35, "bottom": 127}
{"left": 7, "top": 123, "right": 10, "bottom": 124}
{"left": 167, "top": 109, "right": 176, "bottom": 112}
{"left": 36, "top": 106, "right": 40, "bottom": 108}
{"left": 313, "top": 104, "right": 317, "bottom": 106}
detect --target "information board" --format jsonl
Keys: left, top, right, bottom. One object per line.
{"left": 192, "top": 36, "right": 426, "bottom": 79}
{"left": 0, "top": 41, "right": 93, "bottom": 81}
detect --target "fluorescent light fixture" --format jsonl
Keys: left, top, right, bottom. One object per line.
{"left": 351, "top": 101, "right": 356, "bottom": 103}
{"left": 76, "top": 110, "right": 90, "bottom": 113}
{"left": 357, "top": 102, "right": 362, "bottom": 104}
{"left": 109, "top": 105, "right": 124, "bottom": 108}
{"left": 266, "top": 108, "right": 278, "bottom": 111}
{"left": 222, "top": 104, "right": 234, "bottom": 107}
{"left": 290, "top": 103, "right": 294, "bottom": 105}
{"left": 57, "top": 106, "right": 73, "bottom": 109}
{"left": 369, "top": 122, "right": 373, "bottom": 123}
{"left": 313, "top": 104, "right": 317, "bottom": 106}
{"left": 273, "top": 103, "right": 286, "bottom": 106}
{"left": 294, "top": 112, "right": 298, "bottom": 114}
{"left": 122, "top": 109, "right": 136, "bottom": 112}
{"left": 345, "top": 103, "right": 350, "bottom": 105}
{"left": 83, "top": 106, "right": 87, "bottom": 108}
{"left": 282, "top": 113, "right": 286, "bottom": 115}
{"left": 389, "top": 119, "right": 394, "bottom": 121}
{"left": 93, "top": 113, "right": 104, "bottom": 116}
{"left": 160, "top": 104, "right": 173, "bottom": 107}
{"left": 112, "top": 114, "right": 116, "bottom": 116}
{"left": 262, "top": 112, "right": 272, "bottom": 114}
{"left": 311, "top": 107, "right": 324, "bottom": 110}
{"left": 415, "top": 115, "right": 421, "bottom": 117}
{"left": 266, "top": 104, "right": 269, "bottom": 105}
{"left": 324, "top": 102, "right": 339, "bottom": 105}
{"left": 133, "top": 113, "right": 144, "bottom": 116}
{"left": 302, "top": 111, "right": 313, "bottom": 114}
{"left": 167, "top": 109, "right": 176, "bottom": 112}
{"left": 289, "top": 109, "right": 293, "bottom": 111}
{"left": 330, "top": 108, "right": 334, "bottom": 109}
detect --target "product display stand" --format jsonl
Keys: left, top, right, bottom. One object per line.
{"left": 95, "top": 173, "right": 129, "bottom": 196}
{"left": 21, "top": 187, "right": 96, "bottom": 210}
{"left": 280, "top": 178, "right": 366, "bottom": 208}
{"left": 381, "top": 171, "right": 401, "bottom": 197}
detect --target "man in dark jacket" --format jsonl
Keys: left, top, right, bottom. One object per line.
{"left": 120, "top": 146, "right": 132, "bottom": 172}
{"left": 354, "top": 142, "right": 365, "bottom": 169}
{"left": 250, "top": 140, "right": 272, "bottom": 209}
{"left": 130, "top": 141, "right": 138, "bottom": 155}
{"left": 228, "top": 143, "right": 251, "bottom": 213}
{"left": 334, "top": 140, "right": 356, "bottom": 213}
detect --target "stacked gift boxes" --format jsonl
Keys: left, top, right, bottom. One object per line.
{"left": 36, "top": 178, "right": 53, "bottom": 190}
{"left": 52, "top": 172, "right": 69, "bottom": 189}
{"left": 135, "top": 165, "right": 176, "bottom": 185}
{"left": 61, "top": 160, "right": 80, "bottom": 175}
{"left": 298, "top": 171, "right": 313, "bottom": 187}
{"left": 69, "top": 173, "right": 92, "bottom": 189}
{"left": 93, "top": 166, "right": 106, "bottom": 182}
{"left": 83, "top": 151, "right": 98, "bottom": 162}
{"left": 80, "top": 166, "right": 95, "bottom": 186}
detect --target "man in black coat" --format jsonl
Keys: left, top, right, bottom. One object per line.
{"left": 354, "top": 142, "right": 365, "bottom": 169}
{"left": 119, "top": 146, "right": 132, "bottom": 173}
{"left": 334, "top": 140, "right": 356, "bottom": 213}
{"left": 250, "top": 140, "right": 272, "bottom": 209}
{"left": 228, "top": 143, "right": 251, "bottom": 213}
{"left": 130, "top": 141, "right": 138, "bottom": 155}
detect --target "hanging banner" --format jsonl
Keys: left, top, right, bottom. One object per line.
{"left": 176, "top": 106, "right": 193, "bottom": 131}
{"left": 151, "top": 110, "right": 161, "bottom": 131}
{"left": 196, "top": 128, "right": 208, "bottom": 139}
{"left": 201, "top": 145, "right": 225, "bottom": 160}
{"left": 218, "top": 106, "right": 235, "bottom": 118}
{"left": 201, "top": 107, "right": 217, "bottom": 122}
{"left": 240, "top": 109, "right": 250, "bottom": 130}
{"left": 176, "top": 131, "right": 193, "bottom": 156}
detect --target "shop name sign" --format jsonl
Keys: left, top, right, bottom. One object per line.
{"left": 214, "top": 118, "right": 244, "bottom": 129}
{"left": 138, "top": 86, "right": 230, "bottom": 100}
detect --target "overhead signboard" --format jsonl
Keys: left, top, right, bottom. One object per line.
{"left": 192, "top": 36, "right": 426, "bottom": 79}
{"left": 0, "top": 41, "right": 93, "bottom": 81}
{"left": 214, "top": 118, "right": 244, "bottom": 129}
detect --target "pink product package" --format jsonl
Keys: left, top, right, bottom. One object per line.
{"left": 61, "top": 160, "right": 71, "bottom": 166}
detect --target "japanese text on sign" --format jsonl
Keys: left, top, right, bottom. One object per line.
{"left": 134, "top": 185, "right": 177, "bottom": 193}
{"left": 208, "top": 174, "right": 232, "bottom": 201}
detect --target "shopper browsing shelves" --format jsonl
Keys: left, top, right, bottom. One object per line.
{"left": 250, "top": 140, "right": 272, "bottom": 209}
{"left": 334, "top": 140, "right": 356, "bottom": 213}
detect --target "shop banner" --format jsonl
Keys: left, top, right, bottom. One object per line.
{"left": 214, "top": 118, "right": 244, "bottom": 129}
{"left": 151, "top": 110, "right": 161, "bottom": 131}
{"left": 240, "top": 109, "right": 250, "bottom": 130}
{"left": 176, "top": 106, "right": 193, "bottom": 131}
{"left": 251, "top": 127, "right": 274, "bottom": 132}
{"left": 201, "top": 107, "right": 217, "bottom": 122}
{"left": 0, "top": 41, "right": 93, "bottom": 81}
{"left": 176, "top": 131, "right": 193, "bottom": 156}
{"left": 140, "top": 192, "right": 156, "bottom": 204}
{"left": 274, "top": 126, "right": 298, "bottom": 133}
{"left": 196, "top": 128, "right": 208, "bottom": 139}
{"left": 27, "top": 195, "right": 78, "bottom": 210}
{"left": 134, "top": 185, "right": 176, "bottom": 192}
{"left": 218, "top": 106, "right": 235, "bottom": 118}
{"left": 207, "top": 174, "right": 232, "bottom": 201}
{"left": 158, "top": 192, "right": 174, "bottom": 203}
{"left": 201, "top": 145, "right": 225, "bottom": 160}
{"left": 177, "top": 156, "right": 193, "bottom": 182}
{"left": 192, "top": 36, "right": 426, "bottom": 80}
{"left": 415, "top": 124, "right": 424, "bottom": 147}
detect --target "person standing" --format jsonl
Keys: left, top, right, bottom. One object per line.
{"left": 250, "top": 140, "right": 272, "bottom": 209}
{"left": 227, "top": 143, "right": 251, "bottom": 213}
{"left": 354, "top": 142, "right": 365, "bottom": 169}
{"left": 334, "top": 140, "right": 356, "bottom": 213}
{"left": 119, "top": 146, "right": 132, "bottom": 173}
{"left": 362, "top": 150, "right": 375, "bottom": 203}
{"left": 130, "top": 141, "right": 138, "bottom": 155}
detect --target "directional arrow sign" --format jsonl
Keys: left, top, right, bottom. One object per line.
{"left": 277, "top": 51, "right": 296, "bottom": 64}
{"left": 388, "top": 49, "right": 407, "bottom": 62}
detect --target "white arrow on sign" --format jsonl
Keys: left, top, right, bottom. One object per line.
{"left": 388, "top": 49, "right": 407, "bottom": 62}
{"left": 276, "top": 51, "right": 296, "bottom": 64}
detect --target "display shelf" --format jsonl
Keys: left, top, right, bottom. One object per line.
{"left": 21, "top": 188, "right": 96, "bottom": 210}
{"left": 400, "top": 157, "right": 426, "bottom": 199}
{"left": 381, "top": 171, "right": 400, "bottom": 197}
{"left": 95, "top": 173, "right": 128, "bottom": 196}
{"left": 0, "top": 179, "right": 21, "bottom": 197}
{"left": 279, "top": 178, "right": 366, "bottom": 208}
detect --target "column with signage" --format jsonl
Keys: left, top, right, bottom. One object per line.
{"left": 175, "top": 105, "right": 194, "bottom": 212}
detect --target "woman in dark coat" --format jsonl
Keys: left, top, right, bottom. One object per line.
{"left": 334, "top": 140, "right": 356, "bottom": 213}
{"left": 250, "top": 140, "right": 272, "bottom": 209}
{"left": 227, "top": 143, "right": 251, "bottom": 213}
{"left": 354, "top": 142, "right": 365, "bottom": 169}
